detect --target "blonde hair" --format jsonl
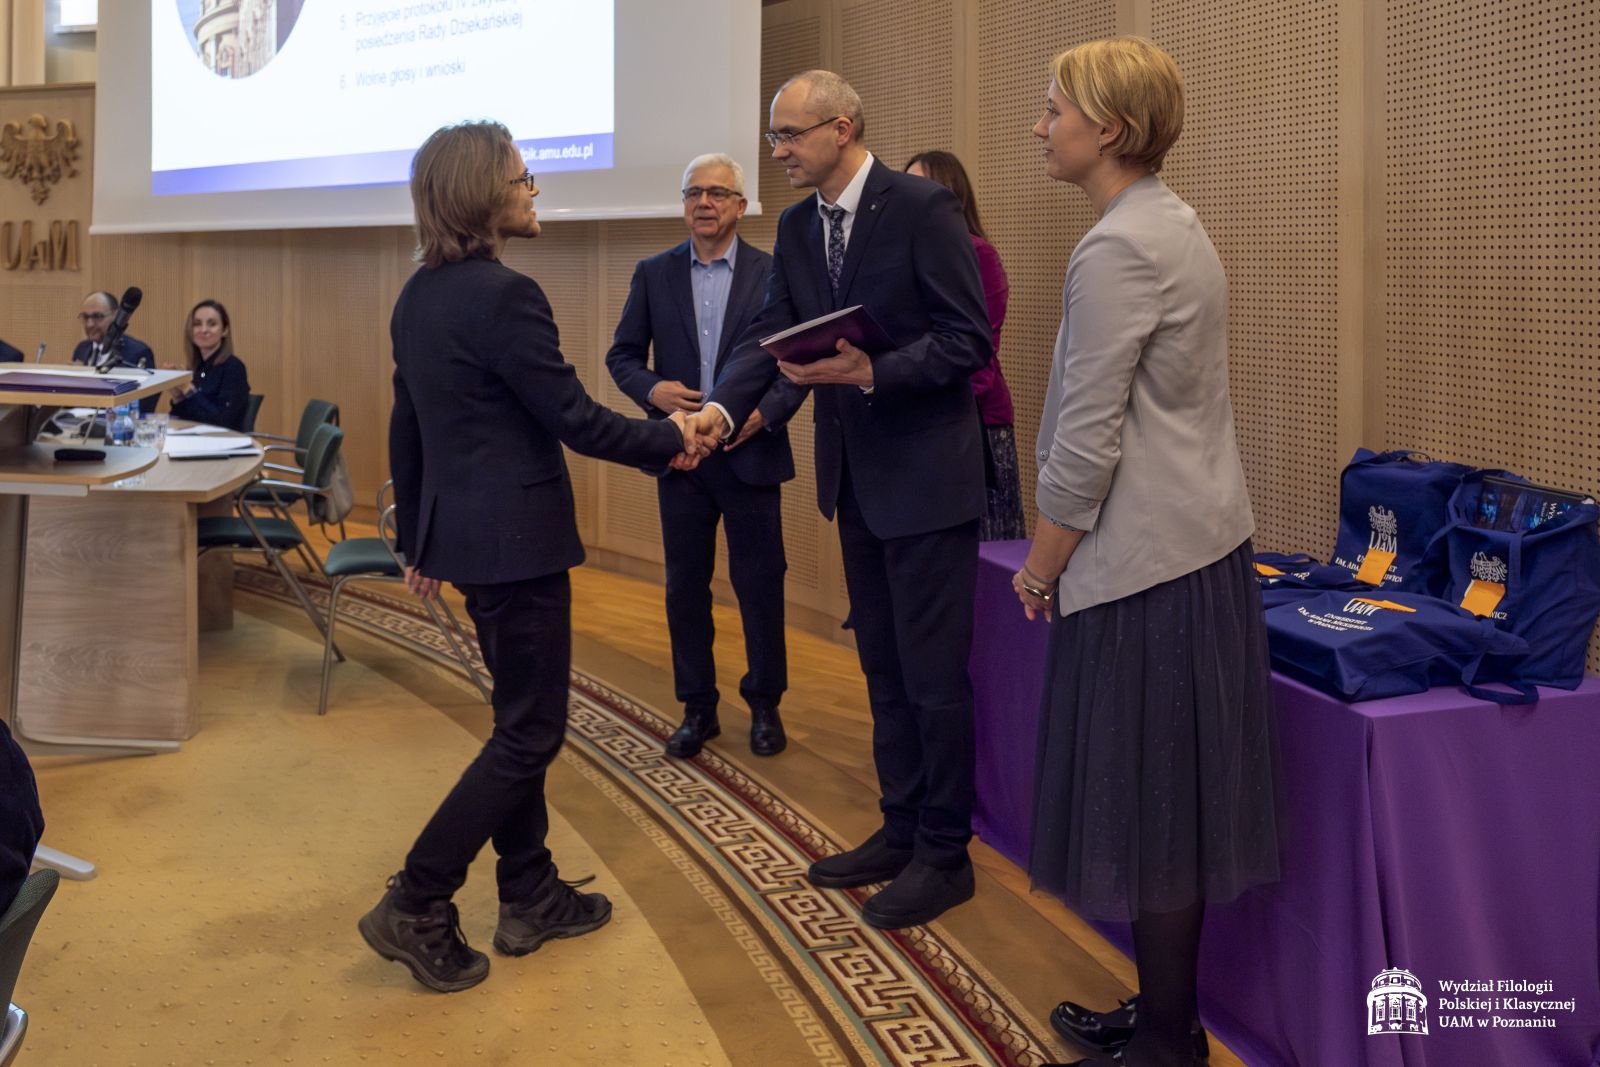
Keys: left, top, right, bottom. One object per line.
{"left": 411, "top": 120, "right": 518, "bottom": 269}
{"left": 1051, "top": 37, "right": 1184, "bottom": 172}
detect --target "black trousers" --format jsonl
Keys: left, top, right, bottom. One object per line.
{"left": 835, "top": 464, "right": 979, "bottom": 868}
{"left": 0, "top": 721, "right": 44, "bottom": 914}
{"left": 657, "top": 460, "right": 787, "bottom": 712}
{"left": 402, "top": 572, "right": 570, "bottom": 905}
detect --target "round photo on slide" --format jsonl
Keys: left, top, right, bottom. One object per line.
{"left": 178, "top": 0, "right": 306, "bottom": 79}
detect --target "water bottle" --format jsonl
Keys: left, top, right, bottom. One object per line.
{"left": 107, "top": 401, "right": 135, "bottom": 446}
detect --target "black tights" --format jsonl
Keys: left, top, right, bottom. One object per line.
{"left": 1122, "top": 900, "right": 1205, "bottom": 1066}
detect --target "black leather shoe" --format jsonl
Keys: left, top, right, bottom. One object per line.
{"left": 861, "top": 858, "right": 974, "bottom": 929}
{"left": 749, "top": 704, "right": 786, "bottom": 756}
{"left": 665, "top": 705, "right": 720, "bottom": 758}
{"left": 1051, "top": 996, "right": 1210, "bottom": 1061}
{"left": 806, "top": 829, "right": 914, "bottom": 888}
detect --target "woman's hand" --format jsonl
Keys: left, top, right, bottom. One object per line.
{"left": 1012, "top": 568, "right": 1056, "bottom": 622}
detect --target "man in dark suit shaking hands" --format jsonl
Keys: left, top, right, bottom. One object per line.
{"left": 606, "top": 154, "right": 802, "bottom": 759}
{"left": 695, "top": 72, "right": 992, "bottom": 929}
{"left": 360, "top": 120, "right": 710, "bottom": 994}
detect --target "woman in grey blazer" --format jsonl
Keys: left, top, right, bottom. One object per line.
{"left": 1013, "top": 37, "right": 1281, "bottom": 1067}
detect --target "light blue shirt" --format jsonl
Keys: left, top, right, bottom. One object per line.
{"left": 689, "top": 235, "right": 739, "bottom": 389}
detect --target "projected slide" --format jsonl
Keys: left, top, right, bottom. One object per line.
{"left": 152, "top": 0, "right": 614, "bottom": 195}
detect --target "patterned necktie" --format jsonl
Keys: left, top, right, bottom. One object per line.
{"left": 825, "top": 205, "right": 847, "bottom": 300}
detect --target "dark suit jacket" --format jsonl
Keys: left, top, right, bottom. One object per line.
{"left": 605, "top": 238, "right": 801, "bottom": 486}
{"left": 390, "top": 256, "right": 683, "bottom": 586}
{"left": 73, "top": 335, "right": 159, "bottom": 414}
{"left": 0, "top": 338, "right": 22, "bottom": 362}
{"left": 708, "top": 159, "right": 992, "bottom": 539}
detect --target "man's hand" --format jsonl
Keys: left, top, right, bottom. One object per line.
{"left": 777, "top": 338, "right": 874, "bottom": 388}
{"left": 649, "top": 380, "right": 704, "bottom": 414}
{"left": 667, "top": 410, "right": 721, "bottom": 470}
{"left": 404, "top": 565, "right": 441, "bottom": 600}
{"left": 725, "top": 407, "right": 765, "bottom": 451}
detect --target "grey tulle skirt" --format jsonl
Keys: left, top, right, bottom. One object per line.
{"left": 1028, "top": 540, "right": 1282, "bottom": 921}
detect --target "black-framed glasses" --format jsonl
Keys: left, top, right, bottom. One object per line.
{"left": 508, "top": 170, "right": 538, "bottom": 190}
{"left": 682, "top": 185, "right": 740, "bottom": 203}
{"left": 763, "top": 115, "right": 845, "bottom": 149}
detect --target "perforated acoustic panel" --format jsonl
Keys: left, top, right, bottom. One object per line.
{"left": 1154, "top": 0, "right": 1346, "bottom": 560}
{"left": 839, "top": 0, "right": 955, "bottom": 171}
{"left": 759, "top": 13, "right": 824, "bottom": 215}
{"left": 1379, "top": 0, "right": 1600, "bottom": 671}
{"left": 975, "top": 0, "right": 1118, "bottom": 534}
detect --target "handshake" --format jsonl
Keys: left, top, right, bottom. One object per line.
{"left": 665, "top": 409, "right": 732, "bottom": 471}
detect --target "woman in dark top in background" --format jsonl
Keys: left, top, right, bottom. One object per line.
{"left": 167, "top": 299, "right": 251, "bottom": 431}
{"left": 904, "top": 150, "right": 1025, "bottom": 541}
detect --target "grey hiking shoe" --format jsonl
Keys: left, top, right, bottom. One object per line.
{"left": 358, "top": 875, "right": 489, "bottom": 993}
{"left": 493, "top": 873, "right": 613, "bottom": 956}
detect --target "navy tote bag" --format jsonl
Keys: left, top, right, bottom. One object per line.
{"left": 1330, "top": 449, "right": 1473, "bottom": 593}
{"left": 1265, "top": 591, "right": 1534, "bottom": 703}
{"left": 1441, "top": 473, "right": 1600, "bottom": 689}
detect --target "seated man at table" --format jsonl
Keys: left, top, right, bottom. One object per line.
{"left": 72, "top": 290, "right": 158, "bottom": 414}
{"left": 1, "top": 720, "right": 44, "bottom": 914}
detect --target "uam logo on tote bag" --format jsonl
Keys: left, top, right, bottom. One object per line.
{"left": 1331, "top": 450, "right": 1472, "bottom": 592}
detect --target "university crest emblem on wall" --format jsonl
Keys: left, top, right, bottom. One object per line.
{"left": 1, "top": 113, "right": 80, "bottom": 205}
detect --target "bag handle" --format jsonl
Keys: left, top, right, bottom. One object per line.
{"left": 1460, "top": 654, "right": 1539, "bottom": 706}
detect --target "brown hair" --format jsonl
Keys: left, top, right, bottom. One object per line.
{"left": 903, "top": 150, "right": 986, "bottom": 239}
{"left": 1051, "top": 37, "right": 1185, "bottom": 172}
{"left": 411, "top": 120, "right": 518, "bottom": 269}
{"left": 184, "top": 299, "right": 234, "bottom": 370}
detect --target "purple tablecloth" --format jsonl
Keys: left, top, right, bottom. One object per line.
{"left": 971, "top": 540, "right": 1600, "bottom": 1067}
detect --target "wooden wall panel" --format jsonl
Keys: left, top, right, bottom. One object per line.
{"left": 1153, "top": 0, "right": 1347, "bottom": 559}
{"left": 286, "top": 229, "right": 388, "bottom": 506}
{"left": 974, "top": 0, "right": 1118, "bottom": 533}
{"left": 839, "top": 0, "right": 956, "bottom": 171}
{"left": 1377, "top": 0, "right": 1600, "bottom": 669}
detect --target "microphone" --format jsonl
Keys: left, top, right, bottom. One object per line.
{"left": 94, "top": 287, "right": 143, "bottom": 372}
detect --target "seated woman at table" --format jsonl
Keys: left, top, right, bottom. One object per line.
{"left": 1013, "top": 37, "right": 1282, "bottom": 1067}
{"left": 165, "top": 299, "right": 251, "bottom": 431}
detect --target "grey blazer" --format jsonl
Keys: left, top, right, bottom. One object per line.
{"left": 1036, "top": 174, "right": 1255, "bottom": 617}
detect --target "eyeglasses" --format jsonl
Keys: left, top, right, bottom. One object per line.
{"left": 77, "top": 312, "right": 108, "bottom": 322}
{"left": 763, "top": 116, "right": 845, "bottom": 149}
{"left": 682, "top": 185, "right": 741, "bottom": 203}
{"left": 508, "top": 170, "right": 538, "bottom": 190}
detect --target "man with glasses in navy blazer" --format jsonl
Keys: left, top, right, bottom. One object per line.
{"left": 693, "top": 72, "right": 992, "bottom": 929}
{"left": 607, "top": 154, "right": 802, "bottom": 759}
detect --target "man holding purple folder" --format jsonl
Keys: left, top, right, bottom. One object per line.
{"left": 695, "top": 70, "right": 992, "bottom": 928}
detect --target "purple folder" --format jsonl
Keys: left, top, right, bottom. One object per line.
{"left": 760, "top": 305, "right": 895, "bottom": 364}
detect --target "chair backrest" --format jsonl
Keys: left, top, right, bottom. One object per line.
{"left": 294, "top": 400, "right": 340, "bottom": 458}
{"left": 241, "top": 394, "right": 265, "bottom": 433}
{"left": 301, "top": 423, "right": 348, "bottom": 526}
{"left": 0, "top": 869, "right": 59, "bottom": 1016}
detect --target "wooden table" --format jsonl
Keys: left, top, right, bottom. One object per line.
{"left": 15, "top": 431, "right": 262, "bottom": 746}
{"left": 0, "top": 368, "right": 192, "bottom": 879}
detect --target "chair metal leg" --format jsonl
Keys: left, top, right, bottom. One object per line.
{"left": 261, "top": 542, "right": 344, "bottom": 662}
{"left": 32, "top": 845, "right": 95, "bottom": 881}
{"left": 318, "top": 576, "right": 347, "bottom": 715}
{"left": 421, "top": 597, "right": 492, "bottom": 704}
